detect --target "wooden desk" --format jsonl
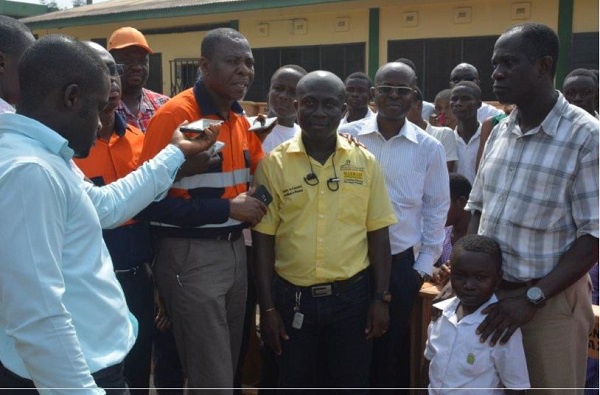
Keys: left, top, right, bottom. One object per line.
{"left": 589, "top": 304, "right": 599, "bottom": 359}
{"left": 409, "top": 282, "right": 440, "bottom": 390}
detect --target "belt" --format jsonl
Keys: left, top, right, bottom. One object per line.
{"left": 276, "top": 269, "right": 367, "bottom": 298}
{"left": 153, "top": 226, "right": 243, "bottom": 241}
{"left": 115, "top": 264, "right": 142, "bottom": 278}
{"left": 498, "top": 278, "right": 540, "bottom": 290}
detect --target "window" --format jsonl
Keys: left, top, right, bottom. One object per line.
{"left": 388, "top": 36, "right": 497, "bottom": 101}
{"left": 570, "top": 33, "right": 599, "bottom": 70}
{"left": 169, "top": 58, "right": 200, "bottom": 96}
{"left": 245, "top": 43, "right": 366, "bottom": 102}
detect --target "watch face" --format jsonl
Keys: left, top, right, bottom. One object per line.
{"left": 527, "top": 287, "right": 543, "bottom": 302}
{"left": 383, "top": 292, "right": 392, "bottom": 303}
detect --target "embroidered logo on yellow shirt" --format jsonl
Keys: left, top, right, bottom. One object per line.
{"left": 283, "top": 184, "right": 303, "bottom": 197}
{"left": 340, "top": 160, "right": 365, "bottom": 185}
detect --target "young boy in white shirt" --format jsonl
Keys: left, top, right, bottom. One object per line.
{"left": 424, "top": 234, "right": 530, "bottom": 394}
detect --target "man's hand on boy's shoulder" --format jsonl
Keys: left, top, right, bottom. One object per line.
{"left": 477, "top": 295, "right": 538, "bottom": 346}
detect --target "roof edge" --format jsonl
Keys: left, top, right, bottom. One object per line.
{"left": 24, "top": 0, "right": 353, "bottom": 30}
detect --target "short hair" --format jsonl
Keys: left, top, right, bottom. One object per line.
{"left": 452, "top": 81, "right": 482, "bottom": 101}
{"left": 564, "top": 68, "right": 599, "bottom": 86}
{"left": 201, "top": 28, "right": 247, "bottom": 59}
{"left": 395, "top": 58, "right": 416, "bottom": 72}
{"left": 449, "top": 173, "right": 472, "bottom": 200}
{"left": 504, "top": 23, "right": 559, "bottom": 77}
{"left": 450, "top": 234, "right": 502, "bottom": 271}
{"left": 413, "top": 86, "right": 424, "bottom": 102}
{"left": 435, "top": 89, "right": 452, "bottom": 102}
{"left": 345, "top": 71, "right": 372, "bottom": 87}
{"left": 270, "top": 64, "right": 307, "bottom": 84}
{"left": 18, "top": 34, "right": 108, "bottom": 112}
{"left": 0, "top": 15, "right": 33, "bottom": 55}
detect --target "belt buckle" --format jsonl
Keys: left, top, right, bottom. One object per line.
{"left": 131, "top": 265, "right": 138, "bottom": 276}
{"left": 311, "top": 285, "right": 332, "bottom": 297}
{"left": 226, "top": 232, "right": 233, "bottom": 241}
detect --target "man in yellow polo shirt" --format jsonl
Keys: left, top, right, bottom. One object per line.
{"left": 252, "top": 70, "right": 397, "bottom": 390}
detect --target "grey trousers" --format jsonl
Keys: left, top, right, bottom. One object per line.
{"left": 153, "top": 237, "right": 247, "bottom": 394}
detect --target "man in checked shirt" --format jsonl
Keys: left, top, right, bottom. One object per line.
{"left": 467, "top": 22, "right": 598, "bottom": 393}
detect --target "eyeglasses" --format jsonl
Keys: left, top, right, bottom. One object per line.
{"left": 107, "top": 64, "right": 125, "bottom": 77}
{"left": 375, "top": 85, "right": 414, "bottom": 96}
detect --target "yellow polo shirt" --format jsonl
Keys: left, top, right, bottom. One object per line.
{"left": 253, "top": 133, "right": 397, "bottom": 286}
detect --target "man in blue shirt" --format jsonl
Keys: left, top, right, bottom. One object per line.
{"left": 0, "top": 34, "right": 218, "bottom": 393}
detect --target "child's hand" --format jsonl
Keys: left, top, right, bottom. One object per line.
{"left": 432, "top": 262, "right": 451, "bottom": 285}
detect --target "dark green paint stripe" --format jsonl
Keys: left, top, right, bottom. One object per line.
{"left": 556, "top": 0, "right": 574, "bottom": 88}
{"left": 368, "top": 7, "right": 379, "bottom": 81}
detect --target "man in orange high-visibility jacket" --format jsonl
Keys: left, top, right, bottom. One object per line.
{"left": 139, "top": 28, "right": 267, "bottom": 391}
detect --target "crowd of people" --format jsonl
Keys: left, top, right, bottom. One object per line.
{"left": 0, "top": 14, "right": 598, "bottom": 395}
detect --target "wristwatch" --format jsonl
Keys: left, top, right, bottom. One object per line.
{"left": 416, "top": 270, "right": 433, "bottom": 283}
{"left": 526, "top": 286, "right": 546, "bottom": 307}
{"left": 374, "top": 291, "right": 392, "bottom": 304}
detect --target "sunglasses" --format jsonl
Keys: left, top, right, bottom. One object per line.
{"left": 375, "top": 85, "right": 414, "bottom": 96}
{"left": 107, "top": 64, "right": 125, "bottom": 77}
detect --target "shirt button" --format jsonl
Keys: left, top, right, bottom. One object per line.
{"left": 319, "top": 214, "right": 324, "bottom": 219}
{"left": 320, "top": 191, "right": 324, "bottom": 195}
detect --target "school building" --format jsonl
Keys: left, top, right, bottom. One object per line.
{"left": 19, "top": 0, "right": 599, "bottom": 103}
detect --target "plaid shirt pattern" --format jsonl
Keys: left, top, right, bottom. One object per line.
{"left": 116, "top": 88, "right": 169, "bottom": 132}
{"left": 466, "top": 93, "right": 599, "bottom": 281}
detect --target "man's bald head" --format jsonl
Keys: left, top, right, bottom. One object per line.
{"left": 374, "top": 62, "right": 417, "bottom": 87}
{"left": 297, "top": 70, "right": 346, "bottom": 101}
{"left": 450, "top": 63, "right": 480, "bottom": 87}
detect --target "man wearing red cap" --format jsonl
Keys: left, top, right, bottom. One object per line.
{"left": 108, "top": 27, "right": 169, "bottom": 132}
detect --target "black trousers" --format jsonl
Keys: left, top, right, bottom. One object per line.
{"left": 0, "top": 360, "right": 129, "bottom": 394}
{"left": 370, "top": 247, "right": 421, "bottom": 392}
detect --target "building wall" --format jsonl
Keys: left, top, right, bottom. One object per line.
{"left": 378, "top": 0, "right": 560, "bottom": 65}
{"left": 573, "top": 0, "right": 599, "bottom": 32}
{"left": 29, "top": 0, "right": 598, "bottom": 97}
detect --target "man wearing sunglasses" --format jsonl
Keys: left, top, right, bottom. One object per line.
{"left": 339, "top": 62, "right": 449, "bottom": 390}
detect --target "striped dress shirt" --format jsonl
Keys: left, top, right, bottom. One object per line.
{"left": 466, "top": 93, "right": 599, "bottom": 281}
{"left": 339, "top": 117, "right": 450, "bottom": 275}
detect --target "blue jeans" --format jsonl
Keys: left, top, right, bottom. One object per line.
{"left": 370, "top": 248, "right": 420, "bottom": 392}
{"left": 273, "top": 271, "right": 371, "bottom": 393}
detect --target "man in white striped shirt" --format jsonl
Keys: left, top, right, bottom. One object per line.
{"left": 338, "top": 62, "right": 449, "bottom": 389}
{"left": 467, "top": 23, "right": 598, "bottom": 391}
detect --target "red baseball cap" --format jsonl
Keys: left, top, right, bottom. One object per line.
{"left": 108, "top": 27, "right": 153, "bottom": 53}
